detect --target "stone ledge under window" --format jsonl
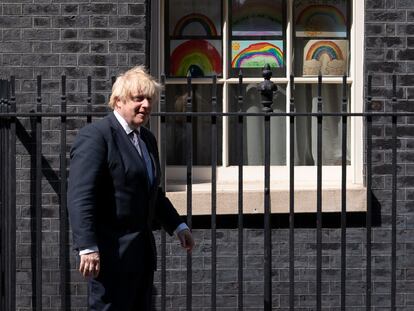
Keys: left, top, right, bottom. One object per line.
{"left": 166, "top": 182, "right": 367, "bottom": 215}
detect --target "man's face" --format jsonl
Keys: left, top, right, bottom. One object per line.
{"left": 115, "top": 93, "right": 152, "bottom": 128}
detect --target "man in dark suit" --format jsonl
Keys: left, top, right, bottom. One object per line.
{"left": 67, "top": 66, "right": 194, "bottom": 310}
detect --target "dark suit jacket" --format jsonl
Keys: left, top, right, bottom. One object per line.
{"left": 67, "top": 112, "right": 182, "bottom": 308}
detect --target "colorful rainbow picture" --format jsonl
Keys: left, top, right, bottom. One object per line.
{"left": 231, "top": 41, "right": 284, "bottom": 68}
{"left": 170, "top": 40, "right": 222, "bottom": 77}
{"left": 303, "top": 40, "right": 348, "bottom": 76}
{"left": 295, "top": 2, "right": 347, "bottom": 37}
{"left": 232, "top": 0, "right": 283, "bottom": 36}
{"left": 173, "top": 13, "right": 218, "bottom": 37}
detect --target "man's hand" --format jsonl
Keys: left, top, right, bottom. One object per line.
{"left": 79, "top": 251, "right": 100, "bottom": 278}
{"left": 177, "top": 229, "right": 195, "bottom": 253}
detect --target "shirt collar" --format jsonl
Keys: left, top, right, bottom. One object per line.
{"left": 113, "top": 110, "right": 140, "bottom": 135}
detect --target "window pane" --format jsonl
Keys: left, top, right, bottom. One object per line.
{"left": 231, "top": 0, "right": 283, "bottom": 36}
{"left": 294, "top": 0, "right": 348, "bottom": 38}
{"left": 228, "top": 83, "right": 286, "bottom": 165}
{"left": 293, "top": 0, "right": 350, "bottom": 77}
{"left": 168, "top": 0, "right": 221, "bottom": 37}
{"left": 166, "top": 0, "right": 222, "bottom": 78}
{"left": 229, "top": 0, "right": 286, "bottom": 78}
{"left": 294, "top": 84, "right": 351, "bottom": 166}
{"left": 165, "top": 84, "right": 223, "bottom": 165}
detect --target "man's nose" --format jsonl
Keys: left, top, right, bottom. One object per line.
{"left": 141, "top": 98, "right": 150, "bottom": 108}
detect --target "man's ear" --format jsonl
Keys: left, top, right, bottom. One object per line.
{"left": 114, "top": 96, "right": 123, "bottom": 109}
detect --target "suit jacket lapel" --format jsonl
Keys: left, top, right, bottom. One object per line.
{"left": 140, "top": 129, "right": 160, "bottom": 189}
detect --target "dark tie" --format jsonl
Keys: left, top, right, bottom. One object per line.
{"left": 130, "top": 130, "right": 154, "bottom": 185}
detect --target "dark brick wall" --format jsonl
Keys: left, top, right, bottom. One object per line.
{"left": 0, "top": 1, "right": 148, "bottom": 310}
{"left": 2, "top": 0, "right": 414, "bottom": 310}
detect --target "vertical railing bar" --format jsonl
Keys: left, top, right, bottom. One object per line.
{"left": 60, "top": 75, "right": 69, "bottom": 311}
{"left": 3, "top": 81, "right": 10, "bottom": 311}
{"left": 237, "top": 71, "right": 244, "bottom": 311}
{"left": 87, "top": 76, "right": 92, "bottom": 124}
{"left": 366, "top": 75, "right": 373, "bottom": 311}
{"left": 35, "top": 75, "right": 43, "bottom": 311}
{"left": 0, "top": 80, "right": 5, "bottom": 311}
{"left": 391, "top": 74, "right": 397, "bottom": 311}
{"left": 289, "top": 75, "right": 295, "bottom": 311}
{"left": 316, "top": 73, "right": 323, "bottom": 311}
{"left": 186, "top": 72, "right": 193, "bottom": 311}
{"left": 211, "top": 74, "right": 217, "bottom": 311}
{"left": 340, "top": 74, "right": 348, "bottom": 311}
{"left": 263, "top": 86, "right": 272, "bottom": 311}
{"left": 160, "top": 74, "right": 167, "bottom": 311}
{"left": 8, "top": 77, "right": 17, "bottom": 311}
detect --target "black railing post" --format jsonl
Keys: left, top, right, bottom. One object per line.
{"left": 259, "top": 64, "right": 276, "bottom": 311}
{"left": 186, "top": 71, "right": 193, "bottom": 311}
{"left": 365, "top": 75, "right": 373, "bottom": 311}
{"left": 391, "top": 74, "right": 397, "bottom": 311}
{"left": 0, "top": 79, "right": 6, "bottom": 311}
{"left": 211, "top": 74, "right": 217, "bottom": 311}
{"left": 159, "top": 74, "right": 167, "bottom": 311}
{"left": 316, "top": 73, "right": 323, "bottom": 311}
{"left": 35, "top": 75, "right": 43, "bottom": 311}
{"left": 87, "top": 76, "right": 92, "bottom": 124}
{"left": 8, "top": 77, "right": 16, "bottom": 311}
{"left": 341, "top": 74, "right": 348, "bottom": 311}
{"left": 289, "top": 74, "right": 295, "bottom": 311}
{"left": 237, "top": 71, "right": 244, "bottom": 311}
{"left": 60, "top": 75, "right": 70, "bottom": 311}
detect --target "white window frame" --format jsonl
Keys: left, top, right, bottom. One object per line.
{"left": 151, "top": 0, "right": 364, "bottom": 187}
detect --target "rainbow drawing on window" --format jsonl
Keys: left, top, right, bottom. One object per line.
{"left": 295, "top": 4, "right": 347, "bottom": 37}
{"left": 303, "top": 40, "right": 348, "bottom": 76}
{"left": 232, "top": 0, "right": 283, "bottom": 36}
{"left": 231, "top": 41, "right": 283, "bottom": 68}
{"left": 173, "top": 13, "right": 218, "bottom": 37}
{"left": 170, "top": 40, "right": 222, "bottom": 77}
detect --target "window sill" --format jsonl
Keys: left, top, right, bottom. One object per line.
{"left": 166, "top": 181, "right": 366, "bottom": 215}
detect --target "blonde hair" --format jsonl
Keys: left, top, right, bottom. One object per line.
{"left": 108, "top": 66, "right": 161, "bottom": 109}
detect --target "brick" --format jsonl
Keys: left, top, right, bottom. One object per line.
{"left": 78, "top": 55, "right": 117, "bottom": 66}
{"left": 0, "top": 16, "right": 31, "bottom": 28}
{"left": 91, "top": 42, "right": 108, "bottom": 53}
{"left": 366, "top": 24, "right": 385, "bottom": 36}
{"left": 53, "top": 16, "right": 89, "bottom": 28}
{"left": 21, "top": 54, "right": 59, "bottom": 66}
{"left": 90, "top": 16, "right": 108, "bottom": 27}
{"left": 3, "top": 29, "right": 22, "bottom": 41}
{"left": 23, "top": 4, "right": 60, "bottom": 15}
{"left": 33, "top": 17, "right": 51, "bottom": 28}
{"left": 129, "top": 4, "right": 145, "bottom": 15}
{"left": 109, "top": 16, "right": 145, "bottom": 28}
{"left": 79, "top": 4, "right": 117, "bottom": 15}
{"left": 109, "top": 42, "right": 144, "bottom": 53}
{"left": 79, "top": 29, "right": 117, "bottom": 40}
{"left": 366, "top": 37, "right": 405, "bottom": 48}
{"left": 61, "top": 29, "right": 78, "bottom": 40}
{"left": 62, "top": 4, "right": 78, "bottom": 15}
{"left": 366, "top": 11, "right": 406, "bottom": 22}
{"left": 128, "top": 29, "right": 145, "bottom": 40}
{"left": 3, "top": 4, "right": 22, "bottom": 15}
{"left": 22, "top": 29, "right": 60, "bottom": 41}
{"left": 0, "top": 42, "right": 31, "bottom": 53}
{"left": 397, "top": 0, "right": 414, "bottom": 8}
{"left": 52, "top": 42, "right": 89, "bottom": 53}
{"left": 398, "top": 49, "right": 414, "bottom": 60}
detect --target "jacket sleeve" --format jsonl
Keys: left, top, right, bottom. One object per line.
{"left": 145, "top": 130, "right": 184, "bottom": 235}
{"left": 67, "top": 125, "right": 107, "bottom": 250}
{"left": 155, "top": 188, "right": 183, "bottom": 235}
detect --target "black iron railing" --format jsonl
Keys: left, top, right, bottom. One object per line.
{"left": 0, "top": 72, "right": 406, "bottom": 311}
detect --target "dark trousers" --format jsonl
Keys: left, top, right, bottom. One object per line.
{"left": 88, "top": 234, "right": 155, "bottom": 311}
